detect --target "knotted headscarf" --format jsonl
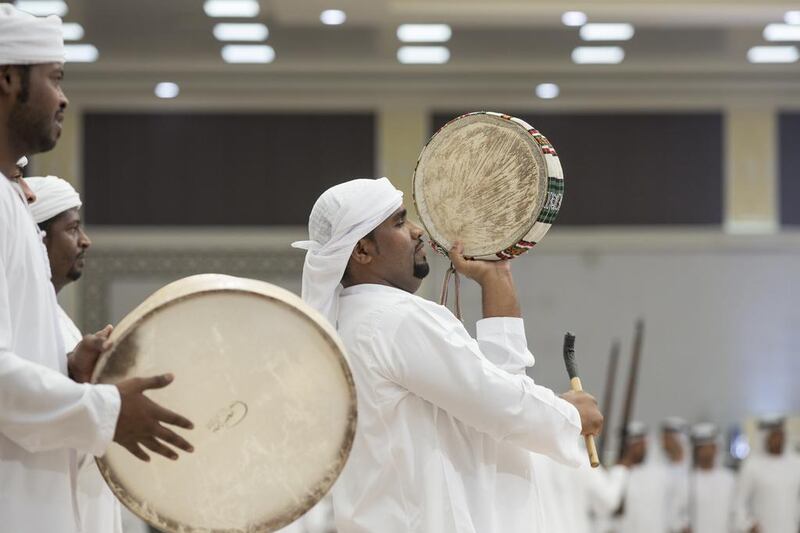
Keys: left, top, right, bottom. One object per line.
{"left": 292, "top": 177, "right": 403, "bottom": 325}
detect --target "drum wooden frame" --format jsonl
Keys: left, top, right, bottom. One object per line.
{"left": 91, "top": 274, "right": 357, "bottom": 533}
{"left": 413, "top": 111, "right": 564, "bottom": 261}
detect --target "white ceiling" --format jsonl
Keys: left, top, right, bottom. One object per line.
{"left": 39, "top": 0, "right": 800, "bottom": 107}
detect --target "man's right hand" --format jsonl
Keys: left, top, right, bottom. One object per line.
{"left": 560, "top": 390, "right": 603, "bottom": 437}
{"left": 114, "top": 373, "right": 194, "bottom": 461}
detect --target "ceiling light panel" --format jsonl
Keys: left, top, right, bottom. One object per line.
{"left": 562, "top": 11, "right": 587, "bottom": 27}
{"left": 571, "top": 46, "right": 625, "bottom": 64}
{"left": 64, "top": 44, "right": 98, "bottom": 63}
{"left": 535, "top": 83, "right": 560, "bottom": 99}
{"left": 155, "top": 82, "right": 180, "bottom": 99}
{"left": 213, "top": 23, "right": 268, "bottom": 41}
{"left": 221, "top": 44, "right": 275, "bottom": 63}
{"left": 204, "top": 0, "right": 259, "bottom": 18}
{"left": 579, "top": 23, "right": 634, "bottom": 41}
{"left": 397, "top": 46, "right": 450, "bottom": 64}
{"left": 320, "top": 9, "right": 346, "bottom": 26}
{"left": 397, "top": 24, "right": 452, "bottom": 43}
{"left": 61, "top": 22, "right": 84, "bottom": 41}
{"left": 747, "top": 45, "right": 799, "bottom": 63}
{"left": 763, "top": 24, "right": 800, "bottom": 42}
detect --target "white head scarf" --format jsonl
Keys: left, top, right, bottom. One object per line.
{"left": 0, "top": 4, "right": 65, "bottom": 65}
{"left": 291, "top": 177, "right": 403, "bottom": 326}
{"left": 24, "top": 176, "right": 81, "bottom": 223}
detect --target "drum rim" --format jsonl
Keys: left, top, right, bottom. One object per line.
{"left": 412, "top": 111, "right": 563, "bottom": 260}
{"left": 93, "top": 286, "right": 358, "bottom": 533}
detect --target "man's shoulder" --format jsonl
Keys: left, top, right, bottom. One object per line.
{"left": 342, "top": 289, "right": 457, "bottom": 336}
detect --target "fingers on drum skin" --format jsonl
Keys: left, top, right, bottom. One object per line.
{"left": 154, "top": 423, "right": 194, "bottom": 453}
{"left": 139, "top": 373, "right": 174, "bottom": 391}
{"left": 152, "top": 402, "right": 194, "bottom": 431}
{"left": 126, "top": 442, "right": 150, "bottom": 462}
{"left": 141, "top": 437, "right": 179, "bottom": 461}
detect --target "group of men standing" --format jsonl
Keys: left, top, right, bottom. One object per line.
{"left": 1, "top": 4, "right": 798, "bottom": 533}
{"left": 572, "top": 416, "right": 800, "bottom": 533}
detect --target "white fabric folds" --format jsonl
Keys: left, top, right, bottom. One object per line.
{"left": 25, "top": 176, "right": 81, "bottom": 224}
{"left": 292, "top": 177, "right": 403, "bottom": 325}
{"left": 0, "top": 4, "right": 65, "bottom": 65}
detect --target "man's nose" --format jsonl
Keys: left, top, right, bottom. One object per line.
{"left": 79, "top": 229, "right": 91, "bottom": 249}
{"left": 409, "top": 220, "right": 424, "bottom": 239}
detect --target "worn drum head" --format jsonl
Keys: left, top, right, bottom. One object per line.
{"left": 413, "top": 112, "right": 564, "bottom": 260}
{"left": 92, "top": 274, "right": 356, "bottom": 533}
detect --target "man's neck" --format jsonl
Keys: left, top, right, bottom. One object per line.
{"left": 0, "top": 143, "right": 24, "bottom": 180}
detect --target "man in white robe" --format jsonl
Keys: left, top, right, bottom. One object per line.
{"left": 0, "top": 6, "right": 194, "bottom": 532}
{"left": 26, "top": 176, "right": 151, "bottom": 533}
{"left": 734, "top": 416, "right": 800, "bottom": 533}
{"left": 660, "top": 417, "right": 691, "bottom": 532}
{"left": 531, "top": 450, "right": 629, "bottom": 533}
{"left": 672, "top": 422, "right": 736, "bottom": 533}
{"left": 292, "top": 177, "right": 603, "bottom": 533}
{"left": 614, "top": 421, "right": 675, "bottom": 533}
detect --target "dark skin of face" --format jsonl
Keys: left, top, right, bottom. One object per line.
{"left": 662, "top": 430, "right": 684, "bottom": 463}
{"left": 693, "top": 442, "right": 717, "bottom": 470}
{"left": 620, "top": 438, "right": 647, "bottom": 466}
{"left": 765, "top": 427, "right": 785, "bottom": 455}
{"left": 342, "top": 205, "right": 430, "bottom": 292}
{"left": 0, "top": 62, "right": 68, "bottom": 179}
{"left": 42, "top": 207, "right": 91, "bottom": 294}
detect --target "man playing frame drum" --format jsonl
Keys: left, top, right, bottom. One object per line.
{"left": 292, "top": 177, "right": 603, "bottom": 533}
{"left": 0, "top": 7, "right": 193, "bottom": 532}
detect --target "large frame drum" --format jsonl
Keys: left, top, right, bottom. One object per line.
{"left": 91, "top": 274, "right": 356, "bottom": 533}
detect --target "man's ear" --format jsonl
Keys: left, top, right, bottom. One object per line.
{"left": 0, "top": 65, "right": 18, "bottom": 97}
{"left": 350, "top": 238, "right": 375, "bottom": 266}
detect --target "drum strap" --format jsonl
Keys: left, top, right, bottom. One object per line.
{"left": 439, "top": 263, "right": 462, "bottom": 320}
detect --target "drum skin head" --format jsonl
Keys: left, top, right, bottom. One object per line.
{"left": 92, "top": 274, "right": 356, "bottom": 533}
{"left": 413, "top": 112, "right": 563, "bottom": 260}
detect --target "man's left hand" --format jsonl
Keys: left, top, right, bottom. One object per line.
{"left": 68, "top": 324, "right": 113, "bottom": 383}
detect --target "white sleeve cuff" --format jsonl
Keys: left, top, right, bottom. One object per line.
{"left": 88, "top": 383, "right": 121, "bottom": 457}
{"left": 476, "top": 317, "right": 534, "bottom": 371}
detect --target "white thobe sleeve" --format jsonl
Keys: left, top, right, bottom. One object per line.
{"left": 475, "top": 317, "right": 534, "bottom": 375}
{"left": 374, "top": 301, "right": 583, "bottom": 466}
{"left": 0, "top": 257, "right": 120, "bottom": 456}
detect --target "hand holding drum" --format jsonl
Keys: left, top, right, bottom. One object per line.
{"left": 68, "top": 324, "right": 195, "bottom": 461}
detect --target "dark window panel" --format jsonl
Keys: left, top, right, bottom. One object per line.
{"left": 84, "top": 113, "right": 375, "bottom": 225}
{"left": 780, "top": 113, "right": 800, "bottom": 226}
{"left": 432, "top": 112, "right": 723, "bottom": 225}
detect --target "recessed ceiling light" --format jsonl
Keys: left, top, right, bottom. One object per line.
{"left": 64, "top": 44, "right": 99, "bottom": 63}
{"left": 155, "top": 82, "right": 180, "bottom": 99}
{"left": 535, "top": 83, "right": 560, "bottom": 99}
{"left": 571, "top": 46, "right": 625, "bottom": 64}
{"left": 61, "top": 22, "right": 84, "bottom": 41}
{"left": 785, "top": 11, "right": 800, "bottom": 25}
{"left": 764, "top": 23, "right": 800, "bottom": 42}
{"left": 397, "top": 24, "right": 452, "bottom": 43}
{"left": 203, "top": 0, "right": 259, "bottom": 18}
{"left": 213, "top": 23, "right": 268, "bottom": 41}
{"left": 320, "top": 9, "right": 346, "bottom": 25}
{"left": 221, "top": 44, "right": 275, "bottom": 63}
{"left": 14, "top": 1, "right": 68, "bottom": 17}
{"left": 397, "top": 46, "right": 450, "bottom": 64}
{"left": 579, "top": 23, "right": 634, "bottom": 41}
{"left": 562, "top": 11, "right": 587, "bottom": 27}
{"left": 747, "top": 45, "right": 799, "bottom": 63}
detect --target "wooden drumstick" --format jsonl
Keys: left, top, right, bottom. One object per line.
{"left": 563, "top": 332, "right": 600, "bottom": 468}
